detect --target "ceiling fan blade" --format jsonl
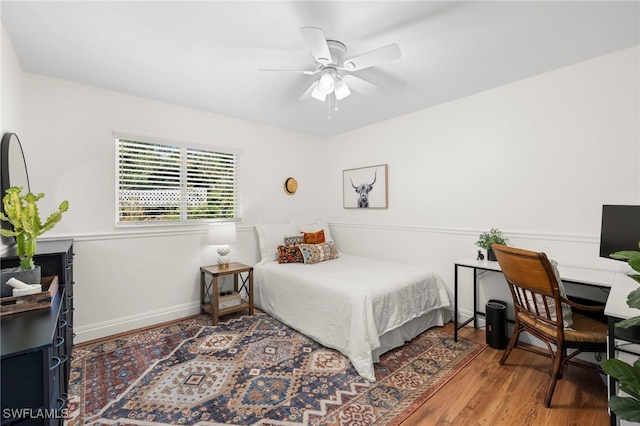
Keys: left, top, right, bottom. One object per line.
{"left": 258, "top": 68, "right": 318, "bottom": 75}
{"left": 300, "top": 81, "right": 319, "bottom": 101}
{"left": 300, "top": 27, "right": 332, "bottom": 65}
{"left": 342, "top": 75, "right": 378, "bottom": 94}
{"left": 343, "top": 43, "right": 401, "bottom": 71}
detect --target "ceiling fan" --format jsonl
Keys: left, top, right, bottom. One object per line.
{"left": 260, "top": 27, "right": 401, "bottom": 103}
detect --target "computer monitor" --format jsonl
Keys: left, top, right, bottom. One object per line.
{"left": 599, "top": 205, "right": 640, "bottom": 260}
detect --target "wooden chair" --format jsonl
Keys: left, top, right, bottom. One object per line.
{"left": 491, "top": 243, "right": 607, "bottom": 407}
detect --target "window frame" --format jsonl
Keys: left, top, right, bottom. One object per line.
{"left": 114, "top": 132, "right": 242, "bottom": 227}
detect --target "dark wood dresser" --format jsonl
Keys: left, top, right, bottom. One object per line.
{"left": 1, "top": 239, "right": 74, "bottom": 425}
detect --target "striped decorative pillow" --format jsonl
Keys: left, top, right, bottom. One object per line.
{"left": 284, "top": 234, "right": 304, "bottom": 246}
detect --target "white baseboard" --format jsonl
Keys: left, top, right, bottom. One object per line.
{"left": 73, "top": 302, "right": 202, "bottom": 343}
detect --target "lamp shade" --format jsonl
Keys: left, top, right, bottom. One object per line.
{"left": 311, "top": 83, "right": 327, "bottom": 102}
{"left": 334, "top": 79, "right": 351, "bottom": 100}
{"left": 208, "top": 223, "right": 237, "bottom": 245}
{"left": 318, "top": 69, "right": 335, "bottom": 94}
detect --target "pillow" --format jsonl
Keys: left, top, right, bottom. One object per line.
{"left": 523, "top": 260, "right": 573, "bottom": 328}
{"left": 299, "top": 220, "right": 334, "bottom": 243}
{"left": 284, "top": 234, "right": 304, "bottom": 246}
{"left": 255, "top": 221, "right": 299, "bottom": 262}
{"left": 302, "top": 230, "right": 325, "bottom": 244}
{"left": 277, "top": 245, "right": 304, "bottom": 264}
{"left": 551, "top": 259, "right": 573, "bottom": 328}
{"left": 298, "top": 241, "right": 339, "bottom": 265}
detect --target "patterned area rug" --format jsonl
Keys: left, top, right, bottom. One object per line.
{"left": 66, "top": 313, "right": 484, "bottom": 426}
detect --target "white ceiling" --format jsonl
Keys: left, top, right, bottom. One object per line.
{"left": 2, "top": 1, "right": 639, "bottom": 138}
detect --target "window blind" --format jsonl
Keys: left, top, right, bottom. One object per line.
{"left": 116, "top": 138, "right": 241, "bottom": 224}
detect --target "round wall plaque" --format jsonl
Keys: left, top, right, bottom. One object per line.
{"left": 284, "top": 177, "right": 298, "bottom": 195}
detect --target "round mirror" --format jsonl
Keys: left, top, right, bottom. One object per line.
{"left": 1, "top": 132, "right": 30, "bottom": 199}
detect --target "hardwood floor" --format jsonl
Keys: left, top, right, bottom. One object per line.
{"left": 399, "top": 324, "right": 610, "bottom": 426}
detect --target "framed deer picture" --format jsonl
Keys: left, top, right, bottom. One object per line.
{"left": 343, "top": 164, "right": 388, "bottom": 209}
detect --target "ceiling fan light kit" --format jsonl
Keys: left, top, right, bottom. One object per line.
{"left": 334, "top": 79, "right": 351, "bottom": 100}
{"left": 260, "top": 27, "right": 401, "bottom": 110}
{"left": 318, "top": 68, "right": 336, "bottom": 94}
{"left": 311, "top": 84, "right": 326, "bottom": 102}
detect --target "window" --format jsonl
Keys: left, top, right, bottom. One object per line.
{"left": 116, "top": 137, "right": 241, "bottom": 224}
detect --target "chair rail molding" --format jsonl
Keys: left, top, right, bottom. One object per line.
{"left": 327, "top": 221, "right": 599, "bottom": 245}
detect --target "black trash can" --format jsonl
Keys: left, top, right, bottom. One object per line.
{"left": 486, "top": 299, "right": 507, "bottom": 349}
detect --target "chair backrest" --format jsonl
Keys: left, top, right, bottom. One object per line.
{"left": 491, "top": 244, "right": 564, "bottom": 329}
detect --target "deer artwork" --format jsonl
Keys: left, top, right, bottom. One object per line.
{"left": 350, "top": 170, "right": 377, "bottom": 208}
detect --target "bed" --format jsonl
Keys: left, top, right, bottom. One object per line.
{"left": 253, "top": 221, "right": 453, "bottom": 382}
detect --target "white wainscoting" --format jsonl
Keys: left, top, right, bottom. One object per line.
{"left": 53, "top": 221, "right": 627, "bottom": 344}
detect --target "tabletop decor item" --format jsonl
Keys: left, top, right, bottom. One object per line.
{"left": 0, "top": 186, "right": 69, "bottom": 292}
{"left": 602, "top": 242, "right": 640, "bottom": 422}
{"left": 208, "top": 222, "right": 238, "bottom": 266}
{"left": 475, "top": 228, "right": 508, "bottom": 261}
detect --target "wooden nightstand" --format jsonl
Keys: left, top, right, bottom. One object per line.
{"left": 200, "top": 262, "right": 253, "bottom": 325}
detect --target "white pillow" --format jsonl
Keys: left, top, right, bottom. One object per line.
{"left": 298, "top": 220, "right": 334, "bottom": 244}
{"left": 255, "top": 221, "right": 299, "bottom": 262}
{"left": 550, "top": 259, "right": 573, "bottom": 328}
{"left": 522, "top": 259, "right": 573, "bottom": 328}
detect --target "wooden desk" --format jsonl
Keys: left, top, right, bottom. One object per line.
{"left": 453, "top": 257, "right": 616, "bottom": 341}
{"left": 200, "top": 262, "right": 253, "bottom": 325}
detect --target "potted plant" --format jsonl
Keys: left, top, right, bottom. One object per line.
{"left": 0, "top": 186, "right": 69, "bottom": 295}
{"left": 602, "top": 242, "right": 640, "bottom": 422}
{"left": 475, "top": 228, "right": 508, "bottom": 261}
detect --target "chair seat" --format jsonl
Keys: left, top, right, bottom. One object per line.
{"left": 517, "top": 311, "right": 607, "bottom": 344}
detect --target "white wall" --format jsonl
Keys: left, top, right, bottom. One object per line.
{"left": 3, "top": 20, "right": 639, "bottom": 341}
{"left": 1, "top": 25, "right": 25, "bottom": 253}
{"left": 326, "top": 46, "right": 640, "bottom": 320}
{"left": 18, "top": 73, "right": 325, "bottom": 341}
{"left": 1, "top": 25, "right": 24, "bottom": 136}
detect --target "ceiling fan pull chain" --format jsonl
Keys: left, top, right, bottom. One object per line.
{"left": 327, "top": 95, "right": 332, "bottom": 120}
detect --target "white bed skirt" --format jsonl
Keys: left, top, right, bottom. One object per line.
{"left": 372, "top": 308, "right": 452, "bottom": 361}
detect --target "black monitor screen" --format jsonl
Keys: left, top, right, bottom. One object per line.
{"left": 599, "top": 205, "right": 640, "bottom": 259}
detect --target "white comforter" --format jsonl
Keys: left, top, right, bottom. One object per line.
{"left": 254, "top": 254, "right": 452, "bottom": 381}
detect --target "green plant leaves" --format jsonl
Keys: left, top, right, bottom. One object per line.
{"left": 0, "top": 187, "right": 68, "bottom": 270}
{"left": 611, "top": 250, "right": 640, "bottom": 275}
{"left": 602, "top": 359, "right": 640, "bottom": 401}
{"left": 611, "top": 250, "right": 639, "bottom": 260}
{"left": 617, "top": 316, "right": 640, "bottom": 329}
{"left": 602, "top": 244, "right": 640, "bottom": 420}
{"left": 475, "top": 228, "right": 508, "bottom": 250}
{"left": 608, "top": 396, "right": 640, "bottom": 422}
{"left": 627, "top": 287, "right": 640, "bottom": 310}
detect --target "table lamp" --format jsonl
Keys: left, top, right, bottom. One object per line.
{"left": 208, "top": 222, "right": 237, "bottom": 267}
